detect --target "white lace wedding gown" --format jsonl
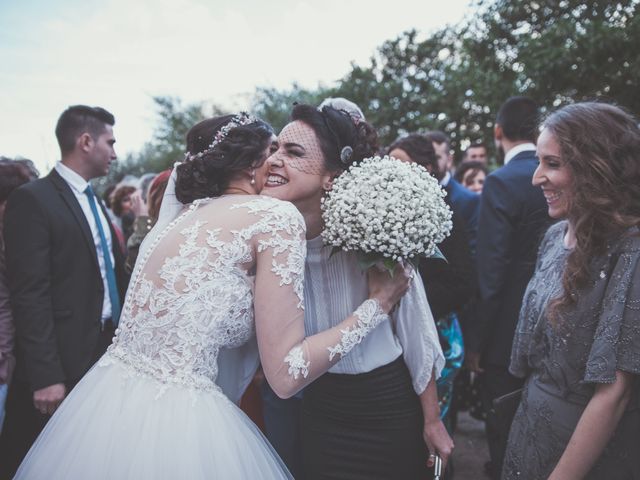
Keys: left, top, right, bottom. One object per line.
{"left": 15, "top": 195, "right": 312, "bottom": 479}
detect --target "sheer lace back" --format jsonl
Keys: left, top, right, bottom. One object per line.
{"left": 102, "top": 195, "right": 305, "bottom": 395}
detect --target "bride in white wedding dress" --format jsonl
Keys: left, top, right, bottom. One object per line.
{"left": 14, "top": 113, "right": 411, "bottom": 480}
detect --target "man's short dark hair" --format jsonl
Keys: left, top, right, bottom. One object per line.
{"left": 424, "top": 130, "right": 451, "bottom": 150}
{"left": 55, "top": 105, "right": 115, "bottom": 154}
{"left": 467, "top": 141, "right": 486, "bottom": 151}
{"left": 496, "top": 96, "right": 539, "bottom": 143}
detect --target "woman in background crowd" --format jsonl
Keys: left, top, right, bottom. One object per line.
{"left": 111, "top": 185, "right": 137, "bottom": 242}
{"left": 454, "top": 160, "right": 487, "bottom": 194}
{"left": 125, "top": 169, "right": 172, "bottom": 273}
{"left": 0, "top": 162, "right": 32, "bottom": 431}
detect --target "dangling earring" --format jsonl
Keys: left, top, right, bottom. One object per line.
{"left": 250, "top": 169, "right": 256, "bottom": 185}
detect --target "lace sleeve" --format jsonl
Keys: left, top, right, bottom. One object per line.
{"left": 252, "top": 199, "right": 393, "bottom": 399}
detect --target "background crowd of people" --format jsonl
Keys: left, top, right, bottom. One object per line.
{"left": 0, "top": 95, "right": 638, "bottom": 479}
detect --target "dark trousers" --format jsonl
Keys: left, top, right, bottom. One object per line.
{"left": 481, "top": 364, "right": 524, "bottom": 480}
{"left": 0, "top": 323, "right": 114, "bottom": 479}
{"left": 260, "top": 383, "right": 303, "bottom": 479}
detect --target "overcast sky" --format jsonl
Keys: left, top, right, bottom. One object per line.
{"left": 1, "top": 0, "right": 472, "bottom": 172}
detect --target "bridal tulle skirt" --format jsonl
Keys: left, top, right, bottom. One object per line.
{"left": 14, "top": 356, "right": 292, "bottom": 479}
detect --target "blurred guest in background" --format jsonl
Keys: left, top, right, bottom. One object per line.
{"left": 125, "top": 169, "right": 171, "bottom": 273}
{"left": 455, "top": 160, "right": 488, "bottom": 194}
{"left": 461, "top": 142, "right": 488, "bottom": 166}
{"left": 111, "top": 185, "right": 137, "bottom": 242}
{"left": 0, "top": 162, "right": 32, "bottom": 433}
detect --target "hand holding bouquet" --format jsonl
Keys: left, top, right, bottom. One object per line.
{"left": 321, "top": 155, "right": 453, "bottom": 273}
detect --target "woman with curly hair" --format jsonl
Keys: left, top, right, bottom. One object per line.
{"left": 502, "top": 102, "right": 640, "bottom": 479}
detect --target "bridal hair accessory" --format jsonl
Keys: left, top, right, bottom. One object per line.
{"left": 318, "top": 97, "right": 365, "bottom": 123}
{"left": 184, "top": 112, "right": 257, "bottom": 162}
{"left": 340, "top": 146, "right": 353, "bottom": 165}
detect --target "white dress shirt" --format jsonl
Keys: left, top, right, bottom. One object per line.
{"left": 503, "top": 142, "right": 536, "bottom": 166}
{"left": 55, "top": 162, "right": 114, "bottom": 321}
{"left": 440, "top": 171, "right": 452, "bottom": 188}
{"left": 303, "top": 236, "right": 445, "bottom": 394}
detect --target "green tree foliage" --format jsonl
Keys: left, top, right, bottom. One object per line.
{"left": 250, "top": 83, "right": 331, "bottom": 133}
{"left": 472, "top": 0, "right": 640, "bottom": 111}
{"left": 104, "top": 0, "right": 637, "bottom": 183}
{"left": 252, "top": 0, "right": 639, "bottom": 163}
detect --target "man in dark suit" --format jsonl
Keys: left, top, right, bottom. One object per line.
{"left": 425, "top": 131, "right": 480, "bottom": 256}
{"left": 0, "top": 105, "right": 128, "bottom": 477}
{"left": 466, "top": 97, "right": 550, "bottom": 479}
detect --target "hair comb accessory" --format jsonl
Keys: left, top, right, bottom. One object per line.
{"left": 340, "top": 146, "right": 353, "bottom": 165}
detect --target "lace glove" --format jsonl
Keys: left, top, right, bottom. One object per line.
{"left": 284, "top": 299, "right": 389, "bottom": 380}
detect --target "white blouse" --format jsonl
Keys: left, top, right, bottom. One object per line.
{"left": 303, "top": 236, "right": 445, "bottom": 394}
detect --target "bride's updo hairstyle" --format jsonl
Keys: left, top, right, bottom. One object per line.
{"left": 175, "top": 114, "right": 274, "bottom": 203}
{"left": 290, "top": 104, "right": 378, "bottom": 171}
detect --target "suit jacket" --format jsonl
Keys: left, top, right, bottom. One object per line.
{"left": 470, "top": 150, "right": 550, "bottom": 367}
{"left": 419, "top": 207, "right": 475, "bottom": 320}
{"left": 444, "top": 178, "right": 480, "bottom": 255}
{"left": 3, "top": 169, "right": 128, "bottom": 391}
{"left": 0, "top": 233, "right": 15, "bottom": 384}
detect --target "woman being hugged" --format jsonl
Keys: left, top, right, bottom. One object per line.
{"left": 15, "top": 113, "right": 411, "bottom": 480}
{"left": 503, "top": 102, "right": 640, "bottom": 479}
{"left": 263, "top": 104, "right": 453, "bottom": 479}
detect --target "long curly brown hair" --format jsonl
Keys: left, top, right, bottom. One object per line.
{"left": 545, "top": 102, "right": 640, "bottom": 320}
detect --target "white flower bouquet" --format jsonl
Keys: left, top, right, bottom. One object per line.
{"left": 321, "top": 155, "right": 453, "bottom": 272}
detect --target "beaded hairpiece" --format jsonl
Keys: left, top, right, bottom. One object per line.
{"left": 184, "top": 112, "right": 258, "bottom": 162}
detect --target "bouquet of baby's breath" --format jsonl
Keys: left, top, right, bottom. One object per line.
{"left": 321, "top": 155, "right": 452, "bottom": 272}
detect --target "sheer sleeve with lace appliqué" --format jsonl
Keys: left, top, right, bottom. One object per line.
{"left": 252, "top": 200, "right": 393, "bottom": 398}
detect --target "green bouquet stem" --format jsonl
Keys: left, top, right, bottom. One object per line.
{"left": 330, "top": 247, "right": 446, "bottom": 276}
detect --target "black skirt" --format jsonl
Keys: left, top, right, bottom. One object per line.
{"left": 301, "top": 356, "right": 429, "bottom": 480}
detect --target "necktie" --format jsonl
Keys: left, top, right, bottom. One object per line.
{"left": 84, "top": 185, "right": 121, "bottom": 325}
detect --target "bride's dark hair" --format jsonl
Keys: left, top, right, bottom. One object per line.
{"left": 290, "top": 104, "right": 378, "bottom": 170}
{"left": 175, "top": 115, "right": 274, "bottom": 203}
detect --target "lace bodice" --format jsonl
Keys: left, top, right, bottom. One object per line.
{"left": 101, "top": 196, "right": 305, "bottom": 394}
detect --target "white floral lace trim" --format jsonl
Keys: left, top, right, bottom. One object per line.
{"left": 327, "top": 299, "right": 389, "bottom": 361}
{"left": 284, "top": 344, "right": 310, "bottom": 380}
{"left": 97, "top": 349, "right": 229, "bottom": 403}
{"left": 105, "top": 196, "right": 306, "bottom": 402}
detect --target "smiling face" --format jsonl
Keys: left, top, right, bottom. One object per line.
{"left": 462, "top": 169, "right": 486, "bottom": 193}
{"left": 533, "top": 127, "right": 573, "bottom": 219}
{"left": 261, "top": 121, "right": 333, "bottom": 212}
{"left": 251, "top": 133, "right": 278, "bottom": 190}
